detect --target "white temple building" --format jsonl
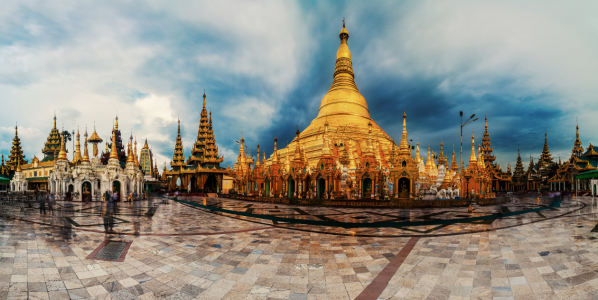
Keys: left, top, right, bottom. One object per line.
{"left": 48, "top": 127, "right": 144, "bottom": 201}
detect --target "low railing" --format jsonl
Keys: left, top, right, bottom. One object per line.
{"left": 206, "top": 194, "right": 511, "bottom": 208}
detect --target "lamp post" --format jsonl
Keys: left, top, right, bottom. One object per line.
{"left": 460, "top": 112, "right": 478, "bottom": 173}
{"left": 72, "top": 130, "right": 75, "bottom": 161}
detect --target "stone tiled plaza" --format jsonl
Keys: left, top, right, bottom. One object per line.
{"left": 1, "top": 195, "right": 597, "bottom": 300}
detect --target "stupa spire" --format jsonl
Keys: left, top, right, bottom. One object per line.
{"left": 82, "top": 128, "right": 90, "bottom": 163}
{"left": 109, "top": 130, "right": 118, "bottom": 159}
{"left": 58, "top": 132, "right": 68, "bottom": 161}
{"left": 399, "top": 111, "right": 409, "bottom": 152}
{"left": 469, "top": 133, "right": 477, "bottom": 163}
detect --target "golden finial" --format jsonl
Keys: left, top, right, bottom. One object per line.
{"left": 83, "top": 126, "right": 89, "bottom": 163}
{"left": 57, "top": 132, "right": 68, "bottom": 161}
{"left": 16, "top": 158, "right": 21, "bottom": 172}
{"left": 115, "top": 115, "right": 119, "bottom": 130}
{"left": 109, "top": 130, "right": 118, "bottom": 159}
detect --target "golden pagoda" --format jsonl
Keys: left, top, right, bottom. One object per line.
{"left": 88, "top": 125, "right": 103, "bottom": 157}
{"left": 187, "top": 93, "right": 224, "bottom": 167}
{"left": 265, "top": 20, "right": 394, "bottom": 168}
{"left": 164, "top": 94, "right": 229, "bottom": 193}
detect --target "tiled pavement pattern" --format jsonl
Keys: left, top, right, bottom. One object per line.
{"left": 176, "top": 196, "right": 585, "bottom": 237}
{"left": 0, "top": 196, "right": 597, "bottom": 299}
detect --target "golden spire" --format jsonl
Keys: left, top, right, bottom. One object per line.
{"left": 16, "top": 158, "right": 21, "bottom": 172}
{"left": 109, "top": 130, "right": 118, "bottom": 159}
{"left": 469, "top": 133, "right": 477, "bottom": 163}
{"left": 272, "top": 136, "right": 279, "bottom": 163}
{"left": 256, "top": 143, "right": 261, "bottom": 166}
{"left": 82, "top": 128, "right": 90, "bottom": 163}
{"left": 143, "top": 138, "right": 149, "bottom": 149}
{"left": 73, "top": 128, "right": 82, "bottom": 164}
{"left": 115, "top": 115, "right": 119, "bottom": 130}
{"left": 58, "top": 132, "right": 68, "bottom": 161}
{"left": 399, "top": 111, "right": 409, "bottom": 151}
{"left": 127, "top": 142, "right": 135, "bottom": 164}
{"left": 238, "top": 133, "right": 246, "bottom": 163}
{"left": 203, "top": 90, "right": 206, "bottom": 109}
{"left": 315, "top": 20, "right": 369, "bottom": 122}
{"left": 53, "top": 112, "right": 57, "bottom": 129}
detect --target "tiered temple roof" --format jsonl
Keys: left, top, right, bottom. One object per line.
{"left": 481, "top": 116, "right": 495, "bottom": 166}
{"left": 7, "top": 125, "right": 27, "bottom": 171}
{"left": 187, "top": 93, "right": 224, "bottom": 167}
{"left": 101, "top": 116, "right": 127, "bottom": 166}
{"left": 513, "top": 149, "right": 525, "bottom": 178}
{"left": 538, "top": 132, "right": 554, "bottom": 171}
{"left": 171, "top": 120, "right": 186, "bottom": 169}
{"left": 41, "top": 114, "right": 61, "bottom": 162}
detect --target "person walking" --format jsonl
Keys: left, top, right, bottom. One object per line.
{"left": 38, "top": 193, "right": 46, "bottom": 215}
{"left": 47, "top": 193, "right": 54, "bottom": 215}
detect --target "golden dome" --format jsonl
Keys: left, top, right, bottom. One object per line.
{"left": 267, "top": 20, "right": 393, "bottom": 168}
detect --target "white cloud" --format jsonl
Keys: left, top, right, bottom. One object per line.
{"left": 0, "top": 0, "right": 312, "bottom": 165}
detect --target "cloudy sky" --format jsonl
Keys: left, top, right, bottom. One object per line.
{"left": 1, "top": 1, "right": 597, "bottom": 170}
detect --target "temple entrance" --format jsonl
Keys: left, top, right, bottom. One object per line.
{"left": 205, "top": 174, "right": 217, "bottom": 193}
{"left": 317, "top": 178, "right": 325, "bottom": 199}
{"left": 68, "top": 184, "right": 74, "bottom": 192}
{"left": 82, "top": 182, "right": 92, "bottom": 202}
{"left": 398, "top": 177, "right": 410, "bottom": 198}
{"left": 362, "top": 178, "right": 372, "bottom": 199}
{"left": 112, "top": 181, "right": 121, "bottom": 201}
{"left": 288, "top": 178, "right": 295, "bottom": 198}
{"left": 265, "top": 181, "right": 270, "bottom": 197}
{"left": 190, "top": 176, "right": 197, "bottom": 192}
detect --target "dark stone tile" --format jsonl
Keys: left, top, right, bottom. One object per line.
{"left": 127, "top": 284, "right": 151, "bottom": 297}
{"left": 110, "top": 289, "right": 139, "bottom": 300}
{"left": 179, "top": 284, "right": 204, "bottom": 298}
{"left": 27, "top": 282, "right": 47, "bottom": 292}
{"left": 103, "top": 281, "right": 125, "bottom": 293}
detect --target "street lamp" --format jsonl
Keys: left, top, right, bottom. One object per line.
{"left": 460, "top": 112, "right": 478, "bottom": 174}
{"left": 72, "top": 130, "right": 75, "bottom": 160}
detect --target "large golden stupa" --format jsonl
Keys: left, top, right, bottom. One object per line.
{"left": 267, "top": 21, "right": 394, "bottom": 168}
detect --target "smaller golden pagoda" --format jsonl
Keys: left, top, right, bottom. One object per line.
{"left": 88, "top": 125, "right": 103, "bottom": 157}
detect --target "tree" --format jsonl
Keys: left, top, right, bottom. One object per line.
{"left": 62, "top": 130, "right": 72, "bottom": 152}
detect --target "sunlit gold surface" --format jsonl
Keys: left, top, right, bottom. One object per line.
{"left": 266, "top": 23, "right": 393, "bottom": 167}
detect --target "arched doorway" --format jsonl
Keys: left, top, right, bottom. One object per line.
{"left": 112, "top": 181, "right": 121, "bottom": 201}
{"left": 82, "top": 182, "right": 92, "bottom": 202}
{"left": 205, "top": 174, "right": 217, "bottom": 193}
{"left": 68, "top": 184, "right": 74, "bottom": 192}
{"left": 288, "top": 178, "right": 295, "bottom": 198}
{"left": 317, "top": 178, "right": 325, "bottom": 199}
{"left": 362, "top": 177, "right": 372, "bottom": 199}
{"left": 398, "top": 177, "right": 410, "bottom": 198}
